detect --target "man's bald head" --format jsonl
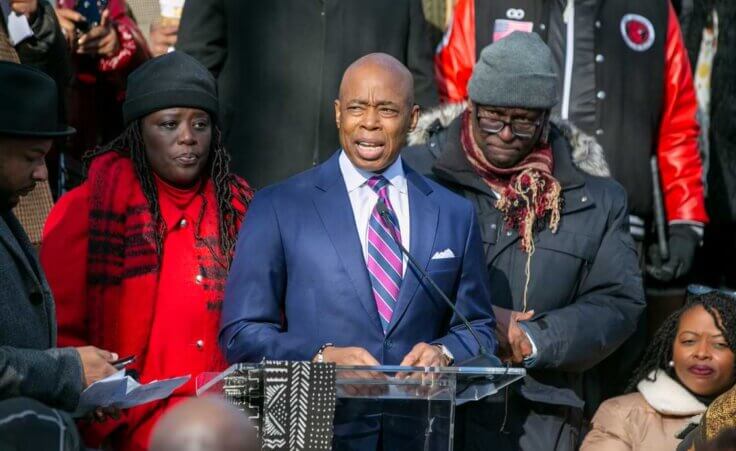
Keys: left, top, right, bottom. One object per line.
{"left": 335, "top": 53, "right": 420, "bottom": 173}
{"left": 339, "top": 53, "right": 415, "bottom": 107}
{"left": 149, "top": 397, "right": 258, "bottom": 451}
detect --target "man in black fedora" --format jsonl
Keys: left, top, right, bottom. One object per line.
{"left": 0, "top": 61, "right": 119, "bottom": 450}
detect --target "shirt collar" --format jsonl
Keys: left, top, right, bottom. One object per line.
{"left": 339, "top": 150, "right": 407, "bottom": 194}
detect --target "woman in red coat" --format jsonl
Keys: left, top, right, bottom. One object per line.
{"left": 41, "top": 52, "right": 253, "bottom": 451}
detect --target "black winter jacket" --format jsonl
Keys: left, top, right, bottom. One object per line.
{"left": 403, "top": 110, "right": 645, "bottom": 450}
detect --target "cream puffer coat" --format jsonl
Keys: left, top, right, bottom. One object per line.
{"left": 581, "top": 370, "right": 707, "bottom": 451}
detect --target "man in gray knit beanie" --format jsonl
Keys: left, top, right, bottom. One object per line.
{"left": 468, "top": 31, "right": 558, "bottom": 110}
{"left": 402, "top": 29, "right": 644, "bottom": 451}
{"left": 461, "top": 31, "right": 559, "bottom": 170}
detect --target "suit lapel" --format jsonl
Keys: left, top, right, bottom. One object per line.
{"left": 313, "top": 155, "right": 383, "bottom": 332}
{"left": 386, "top": 168, "right": 438, "bottom": 336}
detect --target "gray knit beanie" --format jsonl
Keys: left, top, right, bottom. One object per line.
{"left": 123, "top": 51, "right": 219, "bottom": 125}
{"left": 468, "top": 31, "right": 558, "bottom": 109}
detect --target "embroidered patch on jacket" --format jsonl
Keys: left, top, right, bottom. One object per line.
{"left": 620, "top": 13, "right": 656, "bottom": 51}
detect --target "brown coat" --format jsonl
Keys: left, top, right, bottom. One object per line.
{"left": 581, "top": 371, "right": 706, "bottom": 451}
{"left": 0, "top": 19, "right": 20, "bottom": 62}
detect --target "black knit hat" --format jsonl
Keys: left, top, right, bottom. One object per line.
{"left": 122, "top": 51, "right": 218, "bottom": 124}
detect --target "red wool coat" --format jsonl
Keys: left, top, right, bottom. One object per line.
{"left": 41, "top": 156, "right": 250, "bottom": 450}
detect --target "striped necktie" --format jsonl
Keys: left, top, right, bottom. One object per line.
{"left": 366, "top": 175, "right": 403, "bottom": 333}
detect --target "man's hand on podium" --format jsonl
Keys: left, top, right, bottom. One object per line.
{"left": 320, "top": 346, "right": 380, "bottom": 367}
{"left": 399, "top": 342, "right": 448, "bottom": 369}
{"left": 320, "top": 346, "right": 387, "bottom": 396}
{"left": 395, "top": 343, "right": 448, "bottom": 396}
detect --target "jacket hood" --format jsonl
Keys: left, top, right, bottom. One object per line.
{"left": 637, "top": 370, "right": 708, "bottom": 417}
{"left": 408, "top": 102, "right": 610, "bottom": 178}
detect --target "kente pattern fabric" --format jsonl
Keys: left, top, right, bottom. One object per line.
{"left": 223, "top": 367, "right": 265, "bottom": 434}
{"left": 262, "top": 361, "right": 336, "bottom": 451}
{"left": 84, "top": 150, "right": 252, "bottom": 357}
{"left": 366, "top": 175, "right": 404, "bottom": 332}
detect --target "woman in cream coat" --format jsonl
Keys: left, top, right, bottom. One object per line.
{"left": 582, "top": 290, "right": 736, "bottom": 450}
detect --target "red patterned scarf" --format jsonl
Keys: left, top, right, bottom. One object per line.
{"left": 85, "top": 150, "right": 252, "bottom": 360}
{"left": 460, "top": 109, "right": 562, "bottom": 311}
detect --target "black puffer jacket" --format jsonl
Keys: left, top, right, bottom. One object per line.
{"left": 402, "top": 109, "right": 645, "bottom": 451}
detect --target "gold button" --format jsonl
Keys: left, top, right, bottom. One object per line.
{"left": 195, "top": 274, "right": 203, "bottom": 284}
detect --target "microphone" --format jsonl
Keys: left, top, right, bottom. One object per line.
{"left": 375, "top": 199, "right": 500, "bottom": 368}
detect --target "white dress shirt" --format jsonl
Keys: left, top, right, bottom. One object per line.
{"left": 339, "top": 151, "right": 410, "bottom": 274}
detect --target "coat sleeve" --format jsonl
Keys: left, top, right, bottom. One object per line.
{"left": 407, "top": 0, "right": 439, "bottom": 108}
{"left": 434, "top": 0, "right": 476, "bottom": 102}
{"left": 219, "top": 191, "right": 322, "bottom": 363}
{"left": 580, "top": 398, "right": 635, "bottom": 451}
{"left": 0, "top": 346, "right": 83, "bottom": 411}
{"left": 176, "top": 0, "right": 228, "bottom": 77}
{"left": 41, "top": 186, "right": 90, "bottom": 348}
{"left": 656, "top": 3, "right": 707, "bottom": 224}
{"left": 95, "top": 0, "right": 150, "bottom": 73}
{"left": 16, "top": 2, "right": 71, "bottom": 87}
{"left": 433, "top": 202, "right": 497, "bottom": 363}
{"left": 521, "top": 183, "right": 646, "bottom": 372}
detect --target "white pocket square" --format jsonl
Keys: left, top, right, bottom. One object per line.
{"left": 431, "top": 249, "right": 455, "bottom": 260}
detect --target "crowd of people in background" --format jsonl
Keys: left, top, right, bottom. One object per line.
{"left": 1, "top": 0, "right": 736, "bottom": 450}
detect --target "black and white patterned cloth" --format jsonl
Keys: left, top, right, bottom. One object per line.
{"left": 262, "top": 361, "right": 337, "bottom": 451}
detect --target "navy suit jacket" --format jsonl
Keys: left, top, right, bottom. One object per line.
{"left": 220, "top": 152, "right": 496, "bottom": 365}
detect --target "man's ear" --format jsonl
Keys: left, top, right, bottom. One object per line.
{"left": 334, "top": 99, "right": 341, "bottom": 129}
{"left": 408, "top": 104, "right": 420, "bottom": 131}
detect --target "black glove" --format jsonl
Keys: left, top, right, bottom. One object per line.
{"left": 647, "top": 224, "right": 701, "bottom": 282}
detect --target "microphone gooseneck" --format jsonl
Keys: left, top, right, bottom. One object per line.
{"left": 375, "top": 199, "right": 495, "bottom": 365}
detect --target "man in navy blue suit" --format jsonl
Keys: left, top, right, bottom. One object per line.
{"left": 220, "top": 53, "right": 495, "bottom": 374}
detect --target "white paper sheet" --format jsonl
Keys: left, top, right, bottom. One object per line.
{"left": 74, "top": 370, "right": 190, "bottom": 417}
{"left": 0, "top": 0, "right": 34, "bottom": 46}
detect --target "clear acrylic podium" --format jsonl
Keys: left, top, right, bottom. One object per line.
{"left": 197, "top": 363, "right": 525, "bottom": 451}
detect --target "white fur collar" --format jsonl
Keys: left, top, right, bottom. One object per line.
{"left": 637, "top": 370, "right": 707, "bottom": 416}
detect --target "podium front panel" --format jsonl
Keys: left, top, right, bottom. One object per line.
{"left": 196, "top": 363, "right": 525, "bottom": 451}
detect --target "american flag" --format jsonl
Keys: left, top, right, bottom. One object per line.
{"left": 493, "top": 19, "right": 534, "bottom": 42}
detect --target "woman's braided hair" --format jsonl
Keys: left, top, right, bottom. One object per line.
{"left": 626, "top": 291, "right": 736, "bottom": 392}
{"left": 83, "top": 120, "right": 248, "bottom": 266}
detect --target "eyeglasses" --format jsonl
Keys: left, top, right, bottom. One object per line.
{"left": 477, "top": 117, "right": 544, "bottom": 139}
{"left": 687, "top": 284, "right": 736, "bottom": 299}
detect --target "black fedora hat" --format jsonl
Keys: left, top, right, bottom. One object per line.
{"left": 0, "top": 61, "right": 75, "bottom": 138}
